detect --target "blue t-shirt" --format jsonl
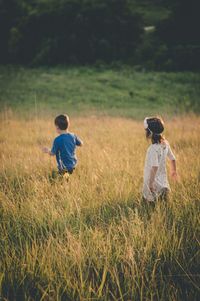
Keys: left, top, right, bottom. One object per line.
{"left": 51, "top": 133, "right": 82, "bottom": 171}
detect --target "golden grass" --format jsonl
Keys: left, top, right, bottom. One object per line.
{"left": 0, "top": 115, "right": 199, "bottom": 300}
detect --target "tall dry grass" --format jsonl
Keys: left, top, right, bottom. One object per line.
{"left": 0, "top": 115, "right": 199, "bottom": 300}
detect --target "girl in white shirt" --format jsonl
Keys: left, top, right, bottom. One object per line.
{"left": 143, "top": 116, "right": 177, "bottom": 202}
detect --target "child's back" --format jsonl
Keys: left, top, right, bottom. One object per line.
{"left": 42, "top": 114, "right": 83, "bottom": 175}
{"left": 143, "top": 117, "right": 177, "bottom": 202}
{"left": 52, "top": 132, "right": 82, "bottom": 172}
{"left": 143, "top": 141, "right": 175, "bottom": 201}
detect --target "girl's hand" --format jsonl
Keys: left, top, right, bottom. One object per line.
{"left": 171, "top": 170, "right": 178, "bottom": 181}
{"left": 42, "top": 147, "right": 50, "bottom": 154}
{"left": 149, "top": 183, "right": 155, "bottom": 193}
{"left": 149, "top": 166, "right": 158, "bottom": 193}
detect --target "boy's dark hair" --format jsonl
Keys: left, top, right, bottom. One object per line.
{"left": 146, "top": 117, "right": 164, "bottom": 144}
{"left": 54, "top": 114, "right": 69, "bottom": 130}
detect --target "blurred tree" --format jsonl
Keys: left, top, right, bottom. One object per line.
{"left": 0, "top": 0, "right": 21, "bottom": 62}
{"left": 155, "top": 0, "right": 200, "bottom": 70}
{"left": 0, "top": 0, "right": 144, "bottom": 64}
{"left": 157, "top": 0, "right": 199, "bottom": 45}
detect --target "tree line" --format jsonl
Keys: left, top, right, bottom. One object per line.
{"left": 0, "top": 0, "right": 199, "bottom": 70}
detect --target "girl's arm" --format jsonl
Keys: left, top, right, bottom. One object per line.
{"left": 167, "top": 144, "right": 177, "bottom": 180}
{"left": 170, "top": 159, "right": 177, "bottom": 180}
{"left": 149, "top": 166, "right": 158, "bottom": 192}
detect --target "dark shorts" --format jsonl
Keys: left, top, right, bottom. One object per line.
{"left": 58, "top": 168, "right": 75, "bottom": 175}
{"left": 50, "top": 168, "right": 75, "bottom": 182}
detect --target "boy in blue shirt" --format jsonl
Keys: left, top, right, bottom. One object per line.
{"left": 42, "top": 114, "right": 83, "bottom": 176}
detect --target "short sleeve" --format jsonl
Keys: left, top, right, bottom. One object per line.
{"left": 75, "top": 135, "right": 83, "bottom": 146}
{"left": 167, "top": 144, "right": 176, "bottom": 161}
{"left": 148, "top": 147, "right": 159, "bottom": 167}
{"left": 51, "top": 139, "right": 58, "bottom": 155}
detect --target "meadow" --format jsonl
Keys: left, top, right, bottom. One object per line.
{"left": 0, "top": 114, "right": 200, "bottom": 300}
{"left": 0, "top": 67, "right": 200, "bottom": 301}
{"left": 0, "top": 66, "right": 200, "bottom": 119}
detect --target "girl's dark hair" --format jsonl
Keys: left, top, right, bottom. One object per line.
{"left": 146, "top": 117, "right": 164, "bottom": 144}
{"left": 54, "top": 114, "right": 69, "bottom": 130}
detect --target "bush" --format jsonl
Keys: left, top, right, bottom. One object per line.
{"left": 0, "top": 0, "right": 144, "bottom": 65}
{"left": 155, "top": 0, "right": 200, "bottom": 70}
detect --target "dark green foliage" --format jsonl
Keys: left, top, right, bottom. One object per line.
{"left": 0, "top": 0, "right": 144, "bottom": 64}
{"left": 157, "top": 0, "right": 199, "bottom": 45}
{"left": 0, "top": 0, "right": 23, "bottom": 61}
{"left": 155, "top": 0, "right": 200, "bottom": 70}
{"left": 128, "top": 0, "right": 170, "bottom": 26}
{"left": 0, "top": 0, "right": 199, "bottom": 70}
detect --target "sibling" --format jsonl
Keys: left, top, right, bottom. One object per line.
{"left": 42, "top": 114, "right": 83, "bottom": 176}
{"left": 143, "top": 116, "right": 177, "bottom": 202}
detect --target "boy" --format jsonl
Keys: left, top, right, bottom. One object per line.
{"left": 42, "top": 114, "right": 83, "bottom": 176}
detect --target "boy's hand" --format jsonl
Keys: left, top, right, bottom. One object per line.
{"left": 42, "top": 147, "right": 50, "bottom": 154}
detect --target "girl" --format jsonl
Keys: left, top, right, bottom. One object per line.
{"left": 143, "top": 116, "right": 177, "bottom": 202}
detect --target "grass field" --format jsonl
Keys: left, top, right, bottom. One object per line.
{"left": 0, "top": 66, "right": 200, "bottom": 300}
{"left": 0, "top": 114, "right": 200, "bottom": 300}
{"left": 0, "top": 66, "right": 200, "bottom": 119}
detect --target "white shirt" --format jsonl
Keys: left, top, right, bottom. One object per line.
{"left": 143, "top": 141, "right": 176, "bottom": 201}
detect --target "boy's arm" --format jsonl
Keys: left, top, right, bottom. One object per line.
{"left": 149, "top": 166, "right": 158, "bottom": 192}
{"left": 75, "top": 135, "right": 83, "bottom": 147}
